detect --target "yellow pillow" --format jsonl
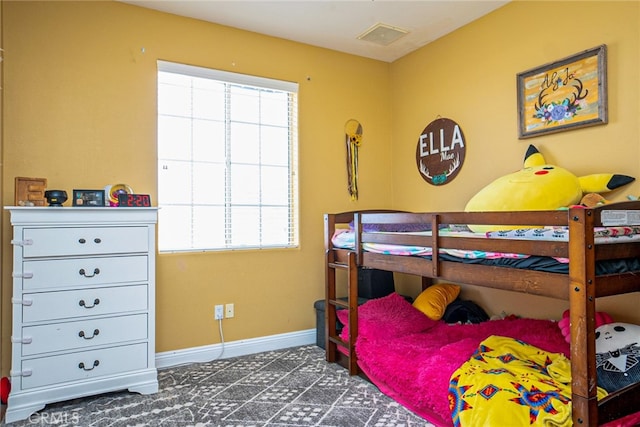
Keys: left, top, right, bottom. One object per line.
{"left": 413, "top": 283, "right": 460, "bottom": 320}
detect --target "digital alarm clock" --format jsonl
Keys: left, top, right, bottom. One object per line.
{"left": 117, "top": 193, "right": 151, "bottom": 207}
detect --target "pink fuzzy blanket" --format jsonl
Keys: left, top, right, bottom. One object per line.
{"left": 338, "top": 293, "right": 571, "bottom": 426}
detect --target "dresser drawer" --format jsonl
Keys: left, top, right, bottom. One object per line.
{"left": 22, "top": 285, "right": 148, "bottom": 323}
{"left": 20, "top": 343, "right": 148, "bottom": 390}
{"left": 21, "top": 314, "right": 148, "bottom": 356}
{"left": 22, "top": 226, "right": 148, "bottom": 257}
{"left": 22, "top": 256, "right": 148, "bottom": 291}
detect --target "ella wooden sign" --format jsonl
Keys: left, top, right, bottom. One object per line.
{"left": 415, "top": 117, "right": 466, "bottom": 185}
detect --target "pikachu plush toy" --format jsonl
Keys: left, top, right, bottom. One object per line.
{"left": 466, "top": 145, "right": 634, "bottom": 213}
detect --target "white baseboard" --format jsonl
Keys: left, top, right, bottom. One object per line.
{"left": 155, "top": 328, "right": 317, "bottom": 369}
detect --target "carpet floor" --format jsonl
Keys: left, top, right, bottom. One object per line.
{"left": 2, "top": 345, "right": 434, "bottom": 426}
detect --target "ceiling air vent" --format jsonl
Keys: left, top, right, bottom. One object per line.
{"left": 357, "top": 23, "right": 409, "bottom": 46}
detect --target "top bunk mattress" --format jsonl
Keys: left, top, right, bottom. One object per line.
{"left": 331, "top": 225, "right": 640, "bottom": 274}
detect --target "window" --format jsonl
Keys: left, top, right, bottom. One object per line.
{"left": 157, "top": 61, "right": 299, "bottom": 252}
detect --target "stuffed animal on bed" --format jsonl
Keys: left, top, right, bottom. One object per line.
{"left": 558, "top": 309, "right": 613, "bottom": 344}
{"left": 595, "top": 322, "right": 640, "bottom": 393}
{"left": 465, "top": 145, "right": 634, "bottom": 231}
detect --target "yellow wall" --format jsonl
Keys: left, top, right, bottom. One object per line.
{"left": 2, "top": 0, "right": 640, "bottom": 376}
{"left": 0, "top": 1, "right": 393, "bottom": 373}
{"left": 390, "top": 0, "right": 640, "bottom": 319}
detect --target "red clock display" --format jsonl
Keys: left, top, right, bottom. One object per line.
{"left": 118, "top": 193, "right": 151, "bottom": 207}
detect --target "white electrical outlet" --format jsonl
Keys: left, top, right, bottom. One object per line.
{"left": 225, "top": 303, "right": 234, "bottom": 318}
{"left": 214, "top": 304, "right": 224, "bottom": 320}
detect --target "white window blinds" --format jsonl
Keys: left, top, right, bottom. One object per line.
{"left": 157, "top": 61, "right": 299, "bottom": 252}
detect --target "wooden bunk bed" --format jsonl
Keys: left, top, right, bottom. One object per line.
{"left": 324, "top": 202, "right": 640, "bottom": 426}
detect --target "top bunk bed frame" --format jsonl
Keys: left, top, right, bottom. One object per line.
{"left": 324, "top": 202, "right": 640, "bottom": 426}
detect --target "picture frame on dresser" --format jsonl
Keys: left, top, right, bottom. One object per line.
{"left": 3, "top": 206, "right": 159, "bottom": 423}
{"left": 72, "top": 189, "right": 105, "bottom": 207}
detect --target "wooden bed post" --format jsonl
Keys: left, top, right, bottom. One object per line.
{"left": 346, "top": 251, "right": 359, "bottom": 375}
{"left": 568, "top": 207, "right": 598, "bottom": 426}
{"left": 324, "top": 214, "right": 338, "bottom": 364}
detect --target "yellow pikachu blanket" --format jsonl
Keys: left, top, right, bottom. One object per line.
{"left": 448, "top": 335, "right": 607, "bottom": 427}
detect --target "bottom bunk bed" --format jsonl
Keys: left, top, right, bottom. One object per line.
{"left": 323, "top": 203, "right": 640, "bottom": 426}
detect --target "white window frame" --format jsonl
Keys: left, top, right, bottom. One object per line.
{"left": 157, "top": 61, "right": 299, "bottom": 253}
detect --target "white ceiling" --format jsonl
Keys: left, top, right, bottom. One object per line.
{"left": 120, "top": 1, "right": 510, "bottom": 62}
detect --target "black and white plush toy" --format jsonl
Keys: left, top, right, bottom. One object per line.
{"left": 595, "top": 322, "right": 640, "bottom": 392}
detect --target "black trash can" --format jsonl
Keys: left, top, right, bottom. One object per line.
{"left": 314, "top": 297, "right": 371, "bottom": 349}
{"left": 315, "top": 267, "right": 396, "bottom": 349}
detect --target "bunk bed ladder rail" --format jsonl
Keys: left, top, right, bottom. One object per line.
{"left": 324, "top": 212, "right": 359, "bottom": 375}
{"left": 325, "top": 250, "right": 359, "bottom": 375}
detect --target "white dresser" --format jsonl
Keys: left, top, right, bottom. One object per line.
{"left": 4, "top": 207, "right": 159, "bottom": 423}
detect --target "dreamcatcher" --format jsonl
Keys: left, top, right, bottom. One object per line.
{"left": 345, "top": 119, "right": 363, "bottom": 200}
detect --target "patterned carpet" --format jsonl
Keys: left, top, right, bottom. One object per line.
{"left": 3, "top": 345, "right": 434, "bottom": 426}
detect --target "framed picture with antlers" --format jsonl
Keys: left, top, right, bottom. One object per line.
{"left": 517, "top": 45, "right": 607, "bottom": 139}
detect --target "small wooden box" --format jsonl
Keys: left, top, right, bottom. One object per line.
{"left": 15, "top": 177, "right": 48, "bottom": 206}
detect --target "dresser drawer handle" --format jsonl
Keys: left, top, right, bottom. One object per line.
{"left": 79, "top": 268, "right": 100, "bottom": 278}
{"left": 78, "top": 360, "right": 100, "bottom": 371}
{"left": 10, "top": 369, "right": 32, "bottom": 377}
{"left": 79, "top": 238, "right": 102, "bottom": 244}
{"left": 79, "top": 298, "right": 100, "bottom": 308}
{"left": 78, "top": 329, "right": 100, "bottom": 339}
{"left": 11, "top": 336, "right": 32, "bottom": 344}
